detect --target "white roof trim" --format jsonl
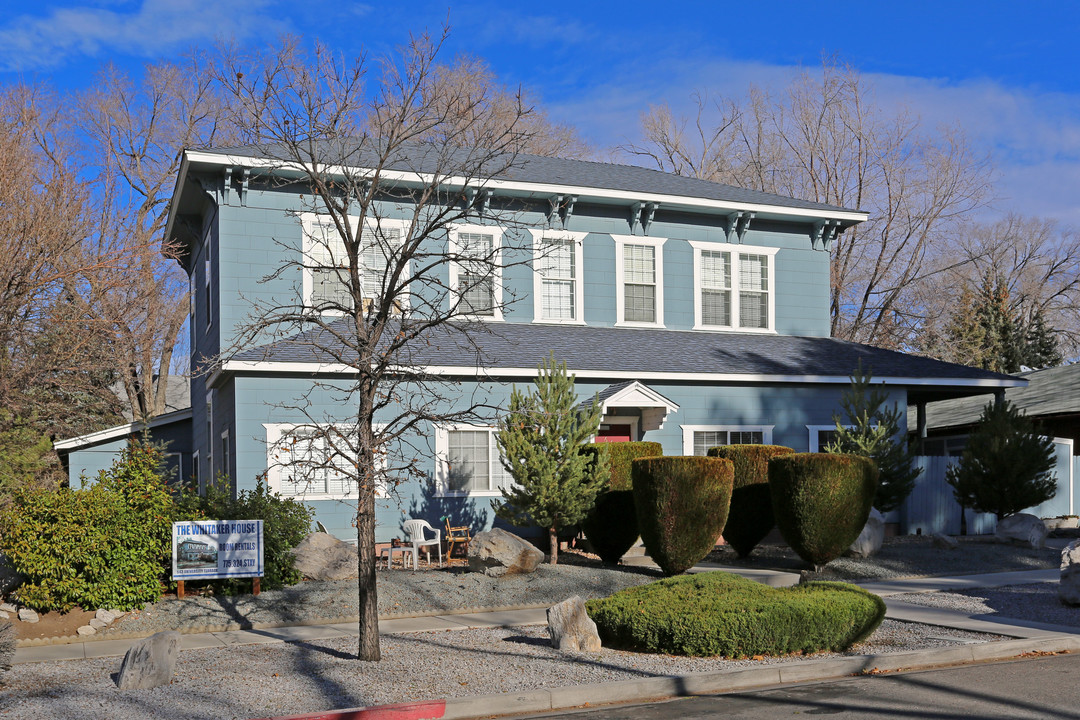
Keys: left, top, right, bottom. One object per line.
{"left": 218, "top": 360, "right": 1026, "bottom": 389}
{"left": 598, "top": 381, "right": 680, "bottom": 414}
{"left": 174, "top": 150, "right": 868, "bottom": 225}
{"left": 54, "top": 408, "right": 193, "bottom": 452}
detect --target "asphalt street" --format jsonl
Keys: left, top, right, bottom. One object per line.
{"left": 518, "top": 651, "right": 1080, "bottom": 719}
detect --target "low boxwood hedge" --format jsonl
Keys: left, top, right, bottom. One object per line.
{"left": 708, "top": 444, "right": 795, "bottom": 557}
{"left": 586, "top": 571, "right": 885, "bottom": 657}
{"left": 580, "top": 442, "right": 662, "bottom": 564}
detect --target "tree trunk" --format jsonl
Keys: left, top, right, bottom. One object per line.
{"left": 356, "top": 490, "right": 380, "bottom": 661}
{"left": 548, "top": 525, "right": 558, "bottom": 565}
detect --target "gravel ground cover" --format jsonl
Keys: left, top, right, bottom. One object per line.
{"left": 892, "top": 581, "right": 1080, "bottom": 628}
{"left": 0, "top": 620, "right": 1007, "bottom": 720}
{"left": 707, "top": 535, "right": 1060, "bottom": 581}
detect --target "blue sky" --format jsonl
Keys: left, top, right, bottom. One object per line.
{"left": 2, "top": 0, "right": 1079, "bottom": 223}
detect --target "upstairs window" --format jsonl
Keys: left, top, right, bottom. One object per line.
{"left": 533, "top": 231, "right": 585, "bottom": 323}
{"left": 449, "top": 225, "right": 503, "bottom": 320}
{"left": 302, "top": 215, "right": 406, "bottom": 314}
{"left": 614, "top": 236, "right": 666, "bottom": 327}
{"left": 690, "top": 241, "right": 778, "bottom": 332}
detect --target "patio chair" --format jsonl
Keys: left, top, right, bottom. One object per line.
{"left": 403, "top": 518, "right": 442, "bottom": 569}
{"left": 443, "top": 516, "right": 472, "bottom": 564}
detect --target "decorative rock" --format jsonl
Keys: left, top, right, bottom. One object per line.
{"left": 467, "top": 529, "right": 545, "bottom": 578}
{"left": 932, "top": 533, "right": 959, "bottom": 550}
{"left": 89, "top": 618, "right": 107, "bottom": 629}
{"left": 76, "top": 625, "right": 97, "bottom": 636}
{"left": 995, "top": 513, "right": 1047, "bottom": 550}
{"left": 95, "top": 609, "right": 119, "bottom": 624}
{"left": 547, "top": 596, "right": 601, "bottom": 652}
{"left": 1045, "top": 516, "right": 1080, "bottom": 531}
{"left": 0, "top": 603, "right": 15, "bottom": 614}
{"left": 846, "top": 509, "right": 885, "bottom": 558}
{"left": 1060, "top": 540, "right": 1080, "bottom": 606}
{"left": 289, "top": 532, "right": 359, "bottom": 581}
{"left": 116, "top": 631, "right": 182, "bottom": 690}
{"left": 17, "top": 608, "right": 38, "bottom": 623}
{"left": 0, "top": 611, "right": 7, "bottom": 620}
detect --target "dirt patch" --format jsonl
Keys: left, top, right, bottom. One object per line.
{"left": 11, "top": 607, "right": 97, "bottom": 641}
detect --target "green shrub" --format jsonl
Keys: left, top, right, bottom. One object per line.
{"left": 0, "top": 442, "right": 175, "bottom": 612}
{"left": 632, "top": 456, "right": 733, "bottom": 575}
{"left": 586, "top": 571, "right": 885, "bottom": 657}
{"left": 708, "top": 444, "right": 795, "bottom": 558}
{"left": 580, "top": 442, "right": 662, "bottom": 564}
{"left": 769, "top": 453, "right": 878, "bottom": 568}
{"left": 178, "top": 477, "right": 314, "bottom": 590}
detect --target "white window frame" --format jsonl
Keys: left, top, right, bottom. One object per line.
{"left": 192, "top": 450, "right": 201, "bottom": 493}
{"left": 531, "top": 230, "right": 586, "bottom": 324}
{"left": 300, "top": 213, "right": 409, "bottom": 316}
{"left": 806, "top": 424, "right": 859, "bottom": 452}
{"left": 264, "top": 422, "right": 389, "bottom": 500}
{"left": 681, "top": 424, "right": 774, "bottom": 455}
{"left": 448, "top": 224, "right": 504, "bottom": 321}
{"left": 614, "top": 235, "right": 666, "bottom": 328}
{"left": 434, "top": 424, "right": 514, "bottom": 497}
{"left": 689, "top": 241, "right": 778, "bottom": 333}
{"left": 220, "top": 430, "right": 230, "bottom": 481}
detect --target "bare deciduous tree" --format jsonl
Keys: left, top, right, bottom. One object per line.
{"left": 214, "top": 31, "right": 549, "bottom": 661}
{"left": 625, "top": 60, "right": 993, "bottom": 349}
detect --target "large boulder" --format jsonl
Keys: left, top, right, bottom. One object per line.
{"left": 116, "top": 631, "right": 182, "bottom": 690}
{"left": 547, "top": 596, "right": 601, "bottom": 652}
{"left": 995, "top": 513, "right": 1047, "bottom": 550}
{"left": 289, "top": 532, "right": 359, "bottom": 581}
{"left": 846, "top": 509, "right": 885, "bottom": 558}
{"left": 1061, "top": 540, "right": 1080, "bottom": 606}
{"left": 932, "top": 533, "right": 959, "bottom": 550}
{"left": 467, "top": 528, "right": 544, "bottom": 578}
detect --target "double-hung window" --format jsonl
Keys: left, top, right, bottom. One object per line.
{"left": 681, "top": 425, "right": 774, "bottom": 455}
{"left": 449, "top": 225, "right": 502, "bottom": 320}
{"left": 302, "top": 214, "right": 407, "bottom": 314}
{"left": 614, "top": 236, "right": 666, "bottom": 327}
{"left": 532, "top": 230, "right": 585, "bottom": 323}
{"left": 690, "top": 241, "right": 778, "bottom": 332}
{"left": 265, "top": 423, "right": 388, "bottom": 499}
{"left": 435, "top": 425, "right": 513, "bottom": 495}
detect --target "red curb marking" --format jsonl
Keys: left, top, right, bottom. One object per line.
{"left": 255, "top": 700, "right": 447, "bottom": 720}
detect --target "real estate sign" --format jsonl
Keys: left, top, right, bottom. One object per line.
{"left": 172, "top": 520, "right": 264, "bottom": 580}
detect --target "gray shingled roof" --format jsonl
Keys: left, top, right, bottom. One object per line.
{"left": 196, "top": 141, "right": 859, "bottom": 215}
{"left": 910, "top": 364, "right": 1080, "bottom": 430}
{"left": 231, "top": 321, "right": 1016, "bottom": 385}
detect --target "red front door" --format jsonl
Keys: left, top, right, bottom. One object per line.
{"left": 595, "top": 423, "right": 632, "bottom": 443}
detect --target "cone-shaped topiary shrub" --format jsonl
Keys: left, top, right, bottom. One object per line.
{"left": 632, "top": 456, "right": 734, "bottom": 575}
{"left": 708, "top": 444, "right": 795, "bottom": 557}
{"left": 580, "top": 442, "right": 662, "bottom": 564}
{"left": 586, "top": 571, "right": 885, "bottom": 657}
{"left": 769, "top": 453, "right": 878, "bottom": 568}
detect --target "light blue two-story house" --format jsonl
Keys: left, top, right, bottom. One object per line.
{"left": 59, "top": 143, "right": 1022, "bottom": 542}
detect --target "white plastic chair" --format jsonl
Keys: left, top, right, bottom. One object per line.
{"left": 403, "top": 519, "right": 442, "bottom": 570}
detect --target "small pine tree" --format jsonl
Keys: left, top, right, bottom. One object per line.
{"left": 825, "top": 362, "right": 921, "bottom": 513}
{"left": 1021, "top": 309, "right": 1063, "bottom": 370}
{"left": 946, "top": 399, "right": 1057, "bottom": 520}
{"left": 494, "top": 354, "right": 606, "bottom": 564}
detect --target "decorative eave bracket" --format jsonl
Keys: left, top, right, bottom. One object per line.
{"left": 811, "top": 219, "right": 842, "bottom": 251}
{"left": 465, "top": 187, "right": 494, "bottom": 217}
{"left": 548, "top": 194, "right": 564, "bottom": 228}
{"left": 222, "top": 167, "right": 250, "bottom": 206}
{"left": 723, "top": 211, "right": 755, "bottom": 243}
{"left": 628, "top": 201, "right": 660, "bottom": 235}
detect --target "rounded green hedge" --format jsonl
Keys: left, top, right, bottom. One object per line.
{"left": 769, "top": 453, "right": 878, "bottom": 568}
{"left": 586, "top": 571, "right": 885, "bottom": 657}
{"left": 580, "top": 442, "right": 662, "bottom": 564}
{"left": 708, "top": 444, "right": 795, "bottom": 558}
{"left": 632, "top": 456, "right": 733, "bottom": 575}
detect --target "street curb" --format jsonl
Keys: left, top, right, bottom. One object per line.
{"left": 253, "top": 635, "right": 1080, "bottom": 720}
{"left": 13, "top": 603, "right": 553, "bottom": 648}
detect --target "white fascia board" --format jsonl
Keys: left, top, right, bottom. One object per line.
{"left": 53, "top": 408, "right": 194, "bottom": 452}
{"left": 219, "top": 359, "right": 1026, "bottom": 389}
{"left": 600, "top": 380, "right": 681, "bottom": 413}
{"left": 162, "top": 153, "right": 193, "bottom": 253}
{"left": 183, "top": 150, "right": 869, "bottom": 224}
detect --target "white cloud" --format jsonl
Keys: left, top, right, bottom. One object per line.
{"left": 549, "top": 56, "right": 1080, "bottom": 225}
{"left": 0, "top": 0, "right": 285, "bottom": 71}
